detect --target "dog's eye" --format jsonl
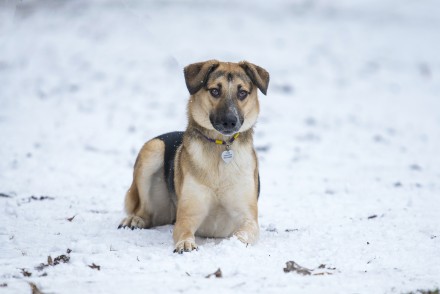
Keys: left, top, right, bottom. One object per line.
{"left": 238, "top": 90, "right": 248, "bottom": 100}
{"left": 210, "top": 88, "right": 220, "bottom": 98}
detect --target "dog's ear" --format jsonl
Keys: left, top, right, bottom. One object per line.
{"left": 184, "top": 60, "right": 220, "bottom": 95}
{"left": 239, "top": 61, "right": 270, "bottom": 95}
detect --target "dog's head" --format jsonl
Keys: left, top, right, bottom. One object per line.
{"left": 184, "top": 60, "right": 269, "bottom": 136}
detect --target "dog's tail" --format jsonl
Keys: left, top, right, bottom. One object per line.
{"left": 124, "top": 181, "right": 140, "bottom": 214}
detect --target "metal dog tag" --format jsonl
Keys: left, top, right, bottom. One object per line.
{"left": 221, "top": 150, "right": 234, "bottom": 163}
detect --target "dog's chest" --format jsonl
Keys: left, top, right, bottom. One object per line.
{"left": 185, "top": 142, "right": 257, "bottom": 238}
{"left": 189, "top": 142, "right": 255, "bottom": 188}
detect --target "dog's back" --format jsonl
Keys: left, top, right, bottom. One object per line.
{"left": 155, "top": 131, "right": 184, "bottom": 196}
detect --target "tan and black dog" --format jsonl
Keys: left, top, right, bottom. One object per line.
{"left": 119, "top": 60, "right": 269, "bottom": 253}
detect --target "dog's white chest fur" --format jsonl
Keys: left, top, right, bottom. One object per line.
{"left": 187, "top": 141, "right": 257, "bottom": 238}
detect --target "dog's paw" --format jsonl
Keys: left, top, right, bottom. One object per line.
{"left": 118, "top": 215, "right": 147, "bottom": 230}
{"left": 173, "top": 239, "right": 198, "bottom": 254}
{"left": 234, "top": 231, "right": 250, "bottom": 244}
{"left": 234, "top": 230, "right": 259, "bottom": 245}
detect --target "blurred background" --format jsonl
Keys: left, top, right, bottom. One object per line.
{"left": 1, "top": 0, "right": 440, "bottom": 226}
{"left": 1, "top": 0, "right": 439, "bottom": 198}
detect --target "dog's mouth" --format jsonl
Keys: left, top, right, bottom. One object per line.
{"left": 213, "top": 126, "right": 238, "bottom": 136}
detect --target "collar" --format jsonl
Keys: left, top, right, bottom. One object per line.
{"left": 196, "top": 130, "right": 240, "bottom": 149}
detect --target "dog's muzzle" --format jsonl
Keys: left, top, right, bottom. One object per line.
{"left": 211, "top": 111, "right": 243, "bottom": 135}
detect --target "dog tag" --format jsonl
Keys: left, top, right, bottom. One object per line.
{"left": 221, "top": 150, "right": 234, "bottom": 163}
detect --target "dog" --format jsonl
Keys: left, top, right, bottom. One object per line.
{"left": 118, "top": 60, "right": 270, "bottom": 253}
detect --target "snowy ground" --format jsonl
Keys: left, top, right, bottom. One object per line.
{"left": 1, "top": 0, "right": 440, "bottom": 293}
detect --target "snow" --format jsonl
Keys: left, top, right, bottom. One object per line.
{"left": 1, "top": 0, "right": 440, "bottom": 293}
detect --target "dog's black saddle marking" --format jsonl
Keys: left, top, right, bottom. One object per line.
{"left": 155, "top": 131, "right": 260, "bottom": 199}
{"left": 155, "top": 131, "right": 184, "bottom": 195}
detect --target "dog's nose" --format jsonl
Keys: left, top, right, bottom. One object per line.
{"left": 222, "top": 113, "right": 238, "bottom": 130}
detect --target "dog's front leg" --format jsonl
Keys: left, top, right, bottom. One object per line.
{"left": 234, "top": 203, "right": 260, "bottom": 245}
{"left": 173, "top": 182, "right": 211, "bottom": 253}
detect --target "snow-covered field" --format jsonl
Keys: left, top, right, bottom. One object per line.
{"left": 1, "top": 0, "right": 440, "bottom": 293}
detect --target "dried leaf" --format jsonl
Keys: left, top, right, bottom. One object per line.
{"left": 367, "top": 257, "right": 376, "bottom": 264}
{"left": 28, "top": 282, "right": 44, "bottom": 294}
{"left": 313, "top": 272, "right": 333, "bottom": 276}
{"left": 36, "top": 251, "right": 71, "bottom": 271}
{"left": 21, "top": 268, "right": 32, "bottom": 277}
{"left": 205, "top": 268, "right": 222, "bottom": 278}
{"left": 67, "top": 215, "right": 76, "bottom": 222}
{"left": 316, "top": 264, "right": 336, "bottom": 271}
{"left": 31, "top": 196, "right": 54, "bottom": 201}
{"left": 35, "top": 263, "right": 47, "bottom": 271}
{"left": 20, "top": 195, "right": 54, "bottom": 204}
{"left": 283, "top": 261, "right": 311, "bottom": 275}
{"left": 368, "top": 215, "right": 377, "bottom": 219}
{"left": 53, "top": 254, "right": 70, "bottom": 265}
{"left": 66, "top": 248, "right": 72, "bottom": 254}
{"left": 284, "top": 261, "right": 337, "bottom": 276}
{"left": 88, "top": 263, "right": 101, "bottom": 271}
